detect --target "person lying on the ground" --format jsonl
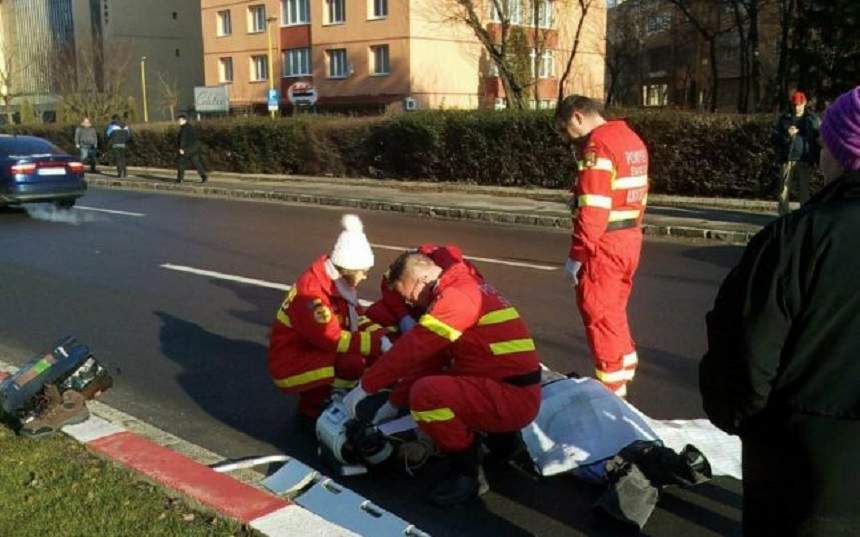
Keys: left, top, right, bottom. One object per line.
{"left": 342, "top": 246, "right": 542, "bottom": 507}
{"left": 267, "top": 214, "right": 390, "bottom": 419}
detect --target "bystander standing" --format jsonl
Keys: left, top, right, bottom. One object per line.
{"left": 772, "top": 91, "right": 820, "bottom": 215}
{"left": 74, "top": 117, "right": 98, "bottom": 173}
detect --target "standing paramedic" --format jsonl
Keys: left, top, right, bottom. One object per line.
{"left": 343, "top": 246, "right": 542, "bottom": 507}
{"left": 267, "top": 214, "right": 390, "bottom": 419}
{"left": 554, "top": 95, "right": 649, "bottom": 398}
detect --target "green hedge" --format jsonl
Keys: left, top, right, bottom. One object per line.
{"left": 1, "top": 109, "right": 816, "bottom": 199}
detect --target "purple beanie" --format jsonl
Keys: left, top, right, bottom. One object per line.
{"left": 820, "top": 86, "right": 860, "bottom": 171}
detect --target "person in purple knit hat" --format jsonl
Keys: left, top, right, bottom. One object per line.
{"left": 700, "top": 85, "right": 860, "bottom": 537}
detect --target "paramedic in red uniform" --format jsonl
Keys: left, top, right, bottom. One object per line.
{"left": 267, "top": 214, "right": 389, "bottom": 419}
{"left": 343, "top": 247, "right": 542, "bottom": 507}
{"left": 555, "top": 95, "right": 649, "bottom": 398}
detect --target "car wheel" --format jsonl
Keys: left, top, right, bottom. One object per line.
{"left": 55, "top": 199, "right": 76, "bottom": 210}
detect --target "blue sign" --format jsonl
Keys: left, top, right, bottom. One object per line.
{"left": 267, "top": 89, "right": 280, "bottom": 111}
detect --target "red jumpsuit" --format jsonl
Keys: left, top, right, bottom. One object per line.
{"left": 571, "top": 120, "right": 649, "bottom": 398}
{"left": 268, "top": 255, "right": 386, "bottom": 417}
{"left": 362, "top": 246, "right": 541, "bottom": 453}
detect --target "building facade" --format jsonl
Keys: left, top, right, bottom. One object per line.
{"left": 201, "top": 0, "right": 607, "bottom": 112}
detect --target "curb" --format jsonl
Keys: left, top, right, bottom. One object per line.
{"left": 0, "top": 362, "right": 364, "bottom": 537}
{"left": 86, "top": 177, "right": 758, "bottom": 244}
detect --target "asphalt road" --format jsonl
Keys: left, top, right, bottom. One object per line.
{"left": 0, "top": 188, "right": 745, "bottom": 537}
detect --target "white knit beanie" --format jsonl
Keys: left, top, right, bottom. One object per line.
{"left": 330, "top": 214, "right": 374, "bottom": 270}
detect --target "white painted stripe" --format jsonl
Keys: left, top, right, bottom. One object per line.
{"left": 251, "top": 505, "right": 360, "bottom": 537}
{"left": 370, "top": 243, "right": 557, "bottom": 271}
{"left": 75, "top": 206, "right": 145, "bottom": 217}
{"left": 62, "top": 415, "right": 125, "bottom": 443}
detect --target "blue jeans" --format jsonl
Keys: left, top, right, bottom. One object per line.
{"left": 80, "top": 146, "right": 97, "bottom": 171}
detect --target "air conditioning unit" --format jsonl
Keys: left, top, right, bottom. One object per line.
{"left": 404, "top": 97, "right": 418, "bottom": 111}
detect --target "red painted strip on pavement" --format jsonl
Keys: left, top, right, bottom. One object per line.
{"left": 89, "top": 432, "right": 289, "bottom": 523}
{"left": 0, "top": 371, "right": 9, "bottom": 381}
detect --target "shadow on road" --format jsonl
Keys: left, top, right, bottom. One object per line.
{"left": 681, "top": 245, "right": 745, "bottom": 270}
{"left": 648, "top": 206, "right": 774, "bottom": 227}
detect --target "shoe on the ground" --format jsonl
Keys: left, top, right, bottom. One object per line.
{"left": 428, "top": 443, "right": 489, "bottom": 507}
{"left": 20, "top": 386, "right": 89, "bottom": 438}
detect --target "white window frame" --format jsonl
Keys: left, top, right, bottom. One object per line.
{"left": 216, "top": 10, "right": 232, "bottom": 36}
{"left": 327, "top": 48, "right": 348, "bottom": 78}
{"left": 494, "top": 97, "right": 507, "bottom": 110}
{"left": 325, "top": 0, "right": 345, "bottom": 25}
{"left": 370, "top": 44, "right": 390, "bottom": 76}
{"left": 539, "top": 49, "right": 554, "bottom": 78}
{"left": 283, "top": 47, "right": 311, "bottom": 77}
{"left": 282, "top": 0, "right": 310, "bottom": 25}
{"left": 369, "top": 0, "right": 387, "bottom": 19}
{"left": 219, "top": 57, "right": 234, "bottom": 82}
{"left": 250, "top": 54, "right": 269, "bottom": 81}
{"left": 248, "top": 5, "right": 266, "bottom": 33}
{"left": 537, "top": 0, "right": 554, "bottom": 28}
{"left": 490, "top": 0, "right": 522, "bottom": 24}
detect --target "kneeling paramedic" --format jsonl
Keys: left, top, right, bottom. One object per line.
{"left": 267, "top": 215, "right": 390, "bottom": 419}
{"left": 343, "top": 246, "right": 542, "bottom": 506}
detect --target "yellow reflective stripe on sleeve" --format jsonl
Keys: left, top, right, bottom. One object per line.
{"left": 612, "top": 175, "right": 648, "bottom": 190}
{"left": 411, "top": 407, "right": 455, "bottom": 423}
{"left": 489, "top": 338, "right": 536, "bottom": 355}
{"left": 576, "top": 157, "right": 614, "bottom": 172}
{"left": 385, "top": 325, "right": 398, "bottom": 333}
{"left": 478, "top": 307, "right": 521, "bottom": 326}
{"left": 360, "top": 331, "right": 371, "bottom": 356}
{"left": 336, "top": 331, "right": 352, "bottom": 353}
{"left": 609, "top": 209, "right": 641, "bottom": 222}
{"left": 365, "top": 323, "right": 383, "bottom": 333}
{"left": 276, "top": 309, "right": 292, "bottom": 327}
{"left": 419, "top": 314, "right": 463, "bottom": 342}
{"left": 332, "top": 378, "right": 358, "bottom": 389}
{"left": 578, "top": 194, "right": 613, "bottom": 209}
{"left": 595, "top": 368, "right": 636, "bottom": 383}
{"left": 273, "top": 366, "right": 334, "bottom": 388}
{"left": 641, "top": 194, "right": 648, "bottom": 207}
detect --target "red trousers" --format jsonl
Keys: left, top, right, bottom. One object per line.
{"left": 576, "top": 228, "right": 642, "bottom": 397}
{"left": 409, "top": 375, "right": 541, "bottom": 453}
{"left": 268, "top": 346, "right": 367, "bottom": 417}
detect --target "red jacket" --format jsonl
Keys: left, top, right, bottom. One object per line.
{"left": 571, "top": 120, "right": 649, "bottom": 263}
{"left": 269, "top": 256, "right": 385, "bottom": 361}
{"left": 362, "top": 246, "right": 540, "bottom": 393}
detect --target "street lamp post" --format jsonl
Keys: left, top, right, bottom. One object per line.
{"left": 140, "top": 56, "right": 149, "bottom": 123}
{"left": 266, "top": 16, "right": 278, "bottom": 119}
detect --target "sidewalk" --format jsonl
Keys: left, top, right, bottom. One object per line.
{"left": 87, "top": 167, "right": 789, "bottom": 243}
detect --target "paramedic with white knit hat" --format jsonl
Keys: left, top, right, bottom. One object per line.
{"left": 267, "top": 214, "right": 390, "bottom": 418}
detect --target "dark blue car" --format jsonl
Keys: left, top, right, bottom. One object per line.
{"left": 0, "top": 134, "right": 87, "bottom": 209}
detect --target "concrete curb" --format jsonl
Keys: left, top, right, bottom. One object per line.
{"left": 0, "top": 362, "right": 361, "bottom": 537}
{"left": 87, "top": 177, "right": 757, "bottom": 244}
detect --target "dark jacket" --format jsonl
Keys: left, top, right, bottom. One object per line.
{"left": 771, "top": 111, "right": 820, "bottom": 164}
{"left": 106, "top": 121, "right": 130, "bottom": 148}
{"left": 178, "top": 123, "right": 202, "bottom": 154}
{"left": 74, "top": 126, "right": 98, "bottom": 148}
{"left": 701, "top": 170, "right": 860, "bottom": 536}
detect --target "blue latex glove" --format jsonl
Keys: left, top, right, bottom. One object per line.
{"left": 398, "top": 315, "right": 417, "bottom": 333}
{"left": 564, "top": 258, "right": 583, "bottom": 286}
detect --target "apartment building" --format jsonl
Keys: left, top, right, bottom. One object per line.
{"left": 201, "top": 0, "right": 606, "bottom": 112}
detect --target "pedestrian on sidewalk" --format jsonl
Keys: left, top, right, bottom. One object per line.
{"left": 176, "top": 114, "right": 208, "bottom": 184}
{"left": 74, "top": 117, "right": 99, "bottom": 173}
{"left": 106, "top": 114, "right": 131, "bottom": 178}
{"left": 554, "top": 95, "right": 649, "bottom": 398}
{"left": 772, "top": 90, "right": 820, "bottom": 215}
{"left": 701, "top": 85, "right": 860, "bottom": 537}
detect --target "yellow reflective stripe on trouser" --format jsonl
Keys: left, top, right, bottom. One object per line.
{"left": 332, "top": 378, "right": 358, "bottom": 389}
{"left": 623, "top": 352, "right": 639, "bottom": 368}
{"left": 577, "top": 157, "right": 614, "bottom": 172}
{"left": 411, "top": 407, "right": 455, "bottom": 423}
{"left": 478, "top": 307, "right": 520, "bottom": 326}
{"left": 489, "top": 338, "right": 536, "bottom": 355}
{"left": 578, "top": 194, "right": 613, "bottom": 209}
{"left": 609, "top": 209, "right": 641, "bottom": 222}
{"left": 336, "top": 331, "right": 352, "bottom": 353}
{"left": 612, "top": 175, "right": 648, "bottom": 189}
{"left": 273, "top": 366, "right": 334, "bottom": 388}
{"left": 419, "top": 314, "right": 462, "bottom": 342}
{"left": 359, "top": 331, "right": 371, "bottom": 356}
{"left": 614, "top": 384, "right": 628, "bottom": 397}
{"left": 595, "top": 368, "right": 635, "bottom": 383}
{"left": 276, "top": 309, "right": 292, "bottom": 327}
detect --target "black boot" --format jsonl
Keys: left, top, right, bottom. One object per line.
{"left": 428, "top": 443, "right": 489, "bottom": 507}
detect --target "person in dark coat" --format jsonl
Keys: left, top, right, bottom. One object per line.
{"left": 771, "top": 91, "right": 820, "bottom": 215}
{"left": 105, "top": 115, "right": 131, "bottom": 178}
{"left": 701, "top": 85, "right": 860, "bottom": 537}
{"left": 176, "top": 114, "right": 208, "bottom": 184}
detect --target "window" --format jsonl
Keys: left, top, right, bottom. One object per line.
{"left": 219, "top": 57, "right": 234, "bottom": 82}
{"left": 172, "top": 11, "right": 178, "bottom": 20}
{"left": 539, "top": 50, "right": 554, "bottom": 78}
{"left": 283, "top": 47, "right": 311, "bottom": 76}
{"left": 494, "top": 98, "right": 507, "bottom": 110}
{"left": 645, "top": 12, "right": 670, "bottom": 35}
{"left": 371, "top": 0, "right": 387, "bottom": 18}
{"left": 175, "top": 48, "right": 181, "bottom": 57}
{"left": 490, "top": 0, "right": 523, "bottom": 24}
{"left": 216, "top": 10, "right": 232, "bottom": 36}
{"left": 327, "top": 48, "right": 348, "bottom": 78}
{"left": 251, "top": 55, "right": 269, "bottom": 81}
{"left": 248, "top": 5, "right": 266, "bottom": 33}
{"left": 282, "top": 0, "right": 309, "bottom": 25}
{"left": 537, "top": 0, "right": 554, "bottom": 28}
{"left": 642, "top": 83, "right": 668, "bottom": 106}
{"left": 326, "top": 0, "right": 345, "bottom": 24}
{"left": 539, "top": 99, "right": 555, "bottom": 109}
{"left": 370, "top": 45, "right": 389, "bottom": 75}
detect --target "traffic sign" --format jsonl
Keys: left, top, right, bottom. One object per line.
{"left": 287, "top": 82, "right": 318, "bottom": 107}
{"left": 267, "top": 89, "right": 280, "bottom": 111}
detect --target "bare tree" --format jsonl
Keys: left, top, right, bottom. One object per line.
{"left": 51, "top": 41, "right": 134, "bottom": 123}
{"left": 665, "top": 0, "right": 722, "bottom": 112}
{"left": 0, "top": 41, "right": 26, "bottom": 124}
{"left": 156, "top": 72, "right": 180, "bottom": 121}
{"left": 557, "top": 0, "right": 597, "bottom": 103}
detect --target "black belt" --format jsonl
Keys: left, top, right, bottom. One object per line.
{"left": 606, "top": 219, "right": 639, "bottom": 232}
{"left": 502, "top": 369, "right": 542, "bottom": 387}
